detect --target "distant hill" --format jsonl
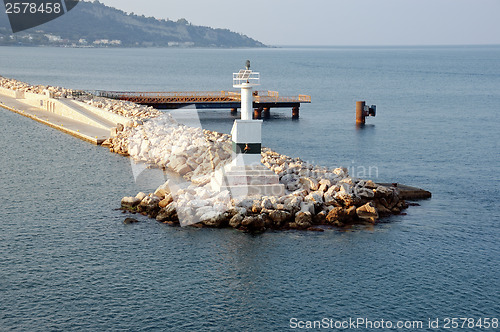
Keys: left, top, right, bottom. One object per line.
{"left": 0, "top": 0, "right": 265, "bottom": 47}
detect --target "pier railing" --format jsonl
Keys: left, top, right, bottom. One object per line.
{"left": 95, "top": 90, "right": 311, "bottom": 104}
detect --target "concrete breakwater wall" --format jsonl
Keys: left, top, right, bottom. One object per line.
{"left": 20, "top": 91, "right": 122, "bottom": 129}
{"left": 0, "top": 75, "right": 163, "bottom": 144}
{"left": 0, "top": 86, "right": 24, "bottom": 98}
{"left": 0, "top": 79, "right": 128, "bottom": 129}
{"left": 0, "top": 76, "right": 161, "bottom": 121}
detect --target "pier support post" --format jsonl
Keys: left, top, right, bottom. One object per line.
{"left": 356, "top": 101, "right": 366, "bottom": 125}
{"left": 292, "top": 106, "right": 300, "bottom": 119}
{"left": 263, "top": 107, "right": 271, "bottom": 119}
{"left": 230, "top": 108, "right": 238, "bottom": 116}
{"left": 254, "top": 107, "right": 263, "bottom": 119}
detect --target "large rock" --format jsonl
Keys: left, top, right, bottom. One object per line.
{"left": 261, "top": 213, "right": 274, "bottom": 228}
{"left": 281, "top": 174, "right": 301, "bottom": 191}
{"left": 140, "top": 195, "right": 160, "bottom": 208}
{"left": 283, "top": 196, "right": 302, "bottom": 213}
{"left": 158, "top": 194, "right": 173, "bottom": 208}
{"left": 333, "top": 167, "right": 348, "bottom": 178}
{"left": 374, "top": 200, "right": 392, "bottom": 216}
{"left": 291, "top": 189, "right": 308, "bottom": 198}
{"left": 345, "top": 206, "right": 357, "bottom": 221}
{"left": 135, "top": 192, "right": 147, "bottom": 201}
{"left": 261, "top": 197, "right": 275, "bottom": 210}
{"left": 305, "top": 191, "right": 324, "bottom": 208}
{"left": 251, "top": 201, "right": 262, "bottom": 214}
{"left": 241, "top": 215, "right": 265, "bottom": 231}
{"left": 168, "top": 155, "right": 186, "bottom": 170}
{"left": 364, "top": 180, "right": 377, "bottom": 189}
{"left": 374, "top": 185, "right": 393, "bottom": 198}
{"left": 175, "top": 164, "right": 192, "bottom": 176}
{"left": 235, "top": 198, "right": 254, "bottom": 210}
{"left": 356, "top": 202, "right": 379, "bottom": 222}
{"left": 269, "top": 210, "right": 291, "bottom": 226}
{"left": 156, "top": 202, "right": 178, "bottom": 222}
{"left": 294, "top": 211, "right": 312, "bottom": 229}
{"left": 326, "top": 207, "right": 345, "bottom": 224}
{"left": 286, "top": 179, "right": 301, "bottom": 191}
{"left": 299, "top": 177, "right": 319, "bottom": 191}
{"left": 280, "top": 174, "right": 298, "bottom": 185}
{"left": 121, "top": 196, "right": 141, "bottom": 208}
{"left": 201, "top": 211, "right": 230, "bottom": 228}
{"left": 154, "top": 188, "right": 168, "bottom": 199}
{"left": 355, "top": 187, "right": 375, "bottom": 199}
{"left": 335, "top": 192, "right": 356, "bottom": 207}
{"left": 323, "top": 192, "right": 340, "bottom": 206}
{"left": 229, "top": 213, "right": 244, "bottom": 228}
{"left": 338, "top": 183, "right": 353, "bottom": 195}
{"left": 313, "top": 210, "right": 328, "bottom": 224}
{"left": 323, "top": 185, "right": 340, "bottom": 205}
{"left": 156, "top": 180, "right": 172, "bottom": 195}
{"left": 299, "top": 202, "right": 315, "bottom": 215}
{"left": 318, "top": 179, "right": 331, "bottom": 193}
{"left": 326, "top": 206, "right": 357, "bottom": 225}
{"left": 123, "top": 217, "right": 139, "bottom": 224}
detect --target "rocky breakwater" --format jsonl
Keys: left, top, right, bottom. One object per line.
{"left": 116, "top": 115, "right": 409, "bottom": 232}
{"left": 81, "top": 96, "right": 161, "bottom": 120}
{"left": 1, "top": 75, "right": 76, "bottom": 98}
{"left": 104, "top": 114, "right": 233, "bottom": 183}
{"left": 1, "top": 75, "right": 411, "bottom": 232}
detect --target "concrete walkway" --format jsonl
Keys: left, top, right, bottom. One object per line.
{"left": 58, "top": 99, "right": 117, "bottom": 129}
{"left": 0, "top": 93, "right": 111, "bottom": 145}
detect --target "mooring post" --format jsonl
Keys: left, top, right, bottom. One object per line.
{"left": 254, "top": 107, "right": 263, "bottom": 119}
{"left": 230, "top": 108, "right": 238, "bottom": 116}
{"left": 292, "top": 106, "right": 300, "bottom": 119}
{"left": 263, "top": 107, "right": 271, "bottom": 119}
{"left": 356, "top": 101, "right": 366, "bottom": 125}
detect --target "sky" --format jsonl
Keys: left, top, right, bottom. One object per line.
{"left": 95, "top": 0, "right": 500, "bottom": 46}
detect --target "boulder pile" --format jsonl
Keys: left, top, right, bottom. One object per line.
{"left": 116, "top": 116, "right": 409, "bottom": 232}
{"left": 82, "top": 96, "right": 161, "bottom": 120}
{"left": 122, "top": 173, "right": 407, "bottom": 232}
{"left": 104, "top": 114, "right": 233, "bottom": 184}
{"left": 0, "top": 75, "right": 76, "bottom": 98}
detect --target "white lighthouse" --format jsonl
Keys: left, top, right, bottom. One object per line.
{"left": 231, "top": 60, "right": 262, "bottom": 166}
{"left": 210, "top": 61, "right": 284, "bottom": 197}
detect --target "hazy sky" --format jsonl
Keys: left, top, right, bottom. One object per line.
{"left": 96, "top": 0, "right": 500, "bottom": 46}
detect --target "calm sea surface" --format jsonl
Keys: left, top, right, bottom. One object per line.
{"left": 0, "top": 46, "right": 499, "bottom": 331}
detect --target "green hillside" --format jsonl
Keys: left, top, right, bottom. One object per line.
{"left": 0, "top": 0, "right": 265, "bottom": 47}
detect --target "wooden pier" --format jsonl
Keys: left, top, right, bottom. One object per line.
{"left": 95, "top": 90, "right": 311, "bottom": 119}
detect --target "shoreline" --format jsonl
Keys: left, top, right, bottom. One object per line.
{"left": 0, "top": 74, "right": 431, "bottom": 233}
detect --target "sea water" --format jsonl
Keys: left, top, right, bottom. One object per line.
{"left": 0, "top": 46, "right": 499, "bottom": 331}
